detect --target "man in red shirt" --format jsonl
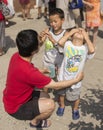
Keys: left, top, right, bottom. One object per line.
{"left": 3, "top": 29, "right": 83, "bottom": 128}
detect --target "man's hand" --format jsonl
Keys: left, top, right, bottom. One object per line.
{"left": 76, "top": 72, "right": 84, "bottom": 82}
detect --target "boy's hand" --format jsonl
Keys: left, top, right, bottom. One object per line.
{"left": 46, "top": 32, "right": 56, "bottom": 44}
{"left": 39, "top": 68, "right": 50, "bottom": 74}
{"left": 81, "top": 29, "right": 89, "bottom": 40}
{"left": 70, "top": 28, "right": 80, "bottom": 35}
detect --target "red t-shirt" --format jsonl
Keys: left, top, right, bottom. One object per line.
{"left": 3, "top": 52, "right": 51, "bottom": 114}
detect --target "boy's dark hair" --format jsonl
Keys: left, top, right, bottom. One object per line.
{"left": 49, "top": 8, "right": 64, "bottom": 19}
{"left": 16, "top": 29, "right": 39, "bottom": 57}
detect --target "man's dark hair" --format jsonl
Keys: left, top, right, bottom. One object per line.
{"left": 16, "top": 29, "right": 39, "bottom": 57}
{"left": 49, "top": 8, "right": 64, "bottom": 19}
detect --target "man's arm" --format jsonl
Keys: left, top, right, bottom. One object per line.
{"left": 45, "top": 72, "right": 83, "bottom": 90}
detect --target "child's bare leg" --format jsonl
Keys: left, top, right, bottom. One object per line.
{"left": 72, "top": 99, "right": 80, "bottom": 120}
{"left": 26, "top": 2, "right": 31, "bottom": 18}
{"left": 56, "top": 95, "right": 65, "bottom": 116}
{"left": 93, "top": 26, "right": 98, "bottom": 46}
{"left": 86, "top": 27, "right": 91, "bottom": 35}
{"left": 73, "top": 99, "right": 80, "bottom": 110}
{"left": 59, "top": 95, "right": 65, "bottom": 108}
{"left": 44, "top": 7, "right": 47, "bottom": 17}
{"left": 37, "top": 6, "right": 42, "bottom": 18}
{"left": 21, "top": 5, "right": 26, "bottom": 20}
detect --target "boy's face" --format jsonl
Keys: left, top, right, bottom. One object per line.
{"left": 73, "top": 32, "right": 84, "bottom": 43}
{"left": 49, "top": 14, "right": 64, "bottom": 32}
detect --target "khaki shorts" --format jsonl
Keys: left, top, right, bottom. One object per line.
{"left": 66, "top": 87, "right": 81, "bottom": 101}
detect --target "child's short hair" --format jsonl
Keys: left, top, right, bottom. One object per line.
{"left": 16, "top": 29, "right": 39, "bottom": 57}
{"left": 49, "top": 8, "right": 64, "bottom": 19}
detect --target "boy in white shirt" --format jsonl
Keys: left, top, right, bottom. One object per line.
{"left": 55, "top": 28, "right": 95, "bottom": 120}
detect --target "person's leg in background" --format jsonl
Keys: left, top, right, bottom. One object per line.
{"left": 72, "top": 9, "right": 82, "bottom": 27}
{"left": 36, "top": 0, "right": 42, "bottom": 19}
{"left": 48, "top": 0, "right": 56, "bottom": 14}
{"left": 93, "top": 26, "right": 99, "bottom": 46}
{"left": 25, "top": 1, "right": 32, "bottom": 19}
{"left": 43, "top": 0, "right": 49, "bottom": 18}
{"left": 21, "top": 4, "right": 26, "bottom": 20}
{"left": 0, "top": 21, "right": 6, "bottom": 56}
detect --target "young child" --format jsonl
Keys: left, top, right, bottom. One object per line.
{"left": 55, "top": 28, "right": 95, "bottom": 120}
{"left": 83, "top": 0, "right": 102, "bottom": 45}
{"left": 39, "top": 8, "right": 69, "bottom": 92}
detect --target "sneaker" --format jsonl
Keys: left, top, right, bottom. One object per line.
{"left": 72, "top": 110, "right": 80, "bottom": 120}
{"left": 56, "top": 107, "right": 65, "bottom": 116}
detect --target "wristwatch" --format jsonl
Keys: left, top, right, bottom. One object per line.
{"left": 54, "top": 42, "right": 58, "bottom": 46}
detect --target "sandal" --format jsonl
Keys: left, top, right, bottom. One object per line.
{"left": 56, "top": 107, "right": 65, "bottom": 116}
{"left": 0, "top": 51, "right": 5, "bottom": 56}
{"left": 30, "top": 119, "right": 51, "bottom": 128}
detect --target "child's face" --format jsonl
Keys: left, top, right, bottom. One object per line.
{"left": 49, "top": 14, "right": 64, "bottom": 32}
{"left": 72, "top": 32, "right": 84, "bottom": 43}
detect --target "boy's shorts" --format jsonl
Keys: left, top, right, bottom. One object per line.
{"left": 66, "top": 87, "right": 81, "bottom": 101}
{"left": 56, "top": 88, "right": 66, "bottom": 96}
{"left": 10, "top": 91, "right": 40, "bottom": 120}
{"left": 56, "top": 87, "right": 81, "bottom": 101}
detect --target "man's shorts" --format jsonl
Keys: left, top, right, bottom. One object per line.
{"left": 66, "top": 87, "right": 81, "bottom": 101}
{"left": 10, "top": 91, "right": 40, "bottom": 120}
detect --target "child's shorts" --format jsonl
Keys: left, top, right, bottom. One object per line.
{"left": 56, "top": 88, "right": 67, "bottom": 96}
{"left": 66, "top": 87, "right": 81, "bottom": 101}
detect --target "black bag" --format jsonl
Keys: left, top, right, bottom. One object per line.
{"left": 69, "top": 0, "right": 83, "bottom": 10}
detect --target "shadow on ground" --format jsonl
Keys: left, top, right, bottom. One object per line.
{"left": 5, "top": 21, "right": 16, "bottom": 28}
{"left": 68, "top": 88, "right": 103, "bottom": 130}
{"left": 98, "top": 29, "right": 103, "bottom": 39}
{"left": 68, "top": 86, "right": 103, "bottom": 130}
{"left": 4, "top": 36, "right": 16, "bottom": 52}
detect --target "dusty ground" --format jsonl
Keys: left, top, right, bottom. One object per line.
{"left": 0, "top": 8, "right": 103, "bottom": 130}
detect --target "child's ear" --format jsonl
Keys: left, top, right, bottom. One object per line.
{"left": 62, "top": 18, "right": 65, "bottom": 23}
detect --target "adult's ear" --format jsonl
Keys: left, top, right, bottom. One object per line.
{"left": 31, "top": 47, "right": 39, "bottom": 56}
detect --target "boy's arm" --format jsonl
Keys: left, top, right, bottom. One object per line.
{"left": 58, "top": 28, "right": 80, "bottom": 47}
{"left": 39, "top": 28, "right": 49, "bottom": 46}
{"left": 39, "top": 68, "right": 50, "bottom": 74}
{"left": 82, "top": 30, "right": 95, "bottom": 54}
{"left": 45, "top": 72, "right": 84, "bottom": 90}
{"left": 46, "top": 29, "right": 80, "bottom": 47}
